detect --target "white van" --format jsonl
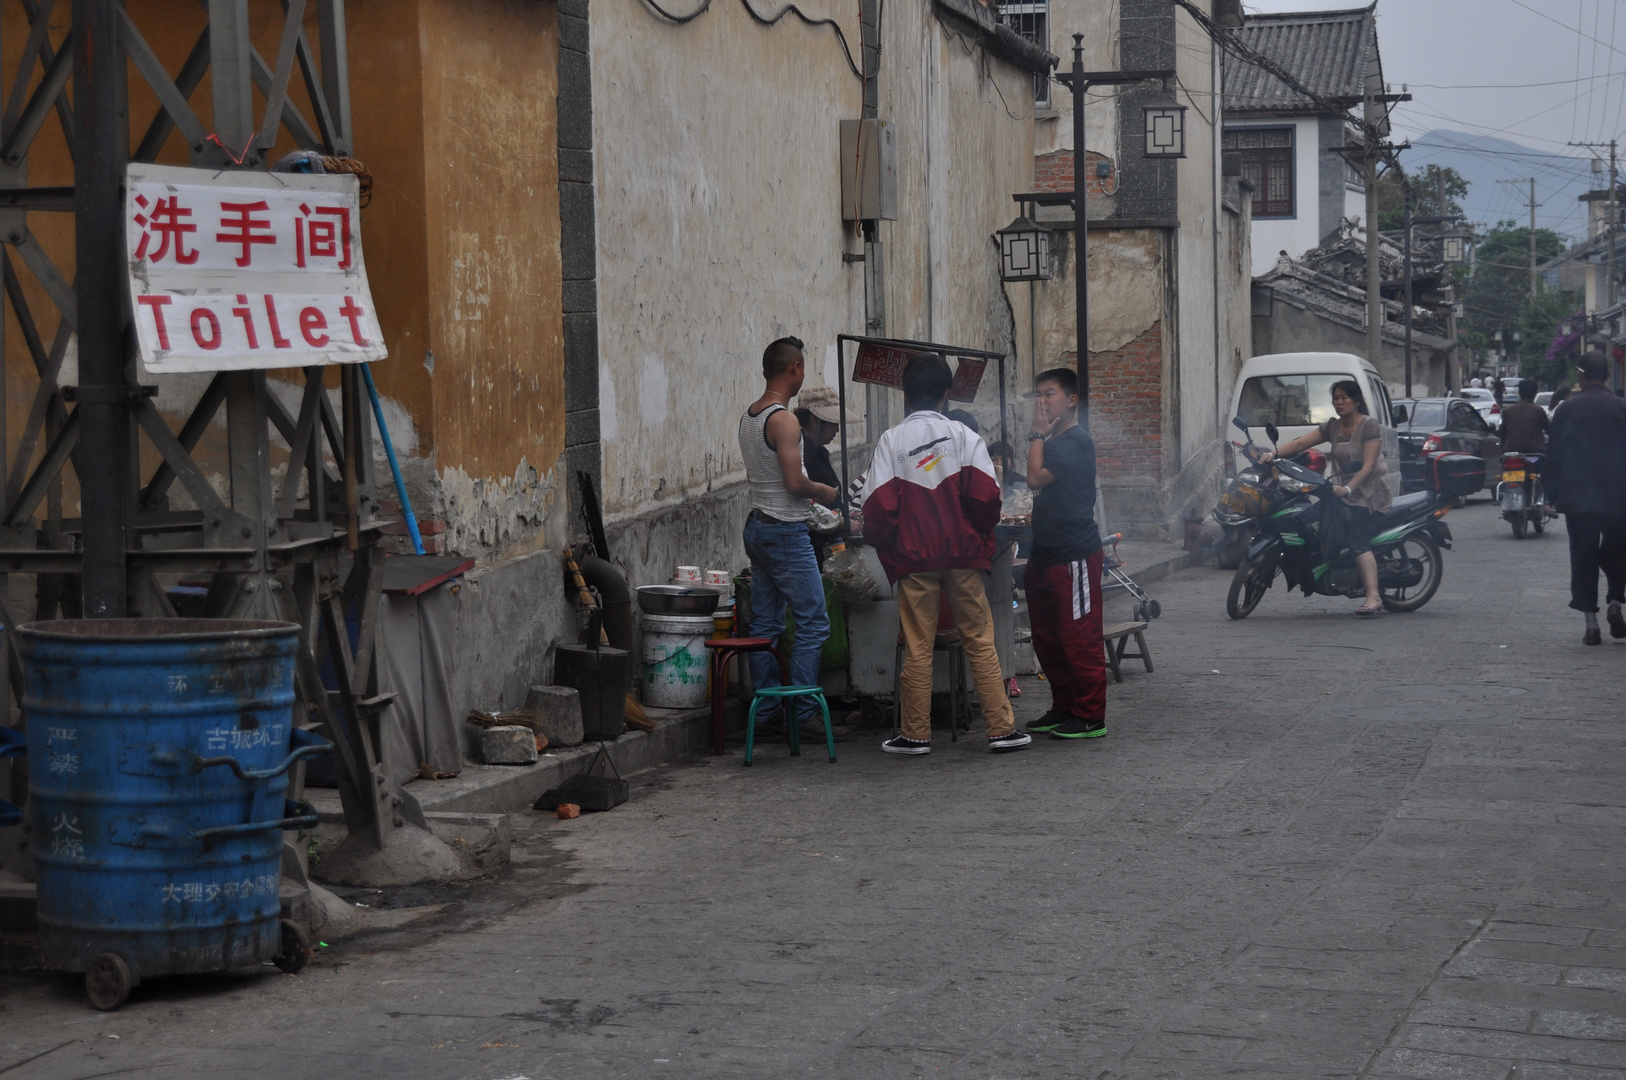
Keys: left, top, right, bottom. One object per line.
{"left": 1228, "top": 352, "right": 1402, "bottom": 495}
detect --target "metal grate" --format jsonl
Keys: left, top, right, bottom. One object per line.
{"left": 1000, "top": 1, "right": 1050, "bottom": 106}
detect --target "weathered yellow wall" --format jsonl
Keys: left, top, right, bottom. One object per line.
{"left": 419, "top": 0, "right": 563, "bottom": 485}
{"left": 0, "top": 0, "right": 565, "bottom": 559}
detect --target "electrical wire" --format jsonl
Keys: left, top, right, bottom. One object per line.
{"left": 641, "top": 0, "right": 866, "bottom": 80}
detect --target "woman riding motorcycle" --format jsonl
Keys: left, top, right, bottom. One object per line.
{"left": 1259, "top": 379, "right": 1394, "bottom": 617}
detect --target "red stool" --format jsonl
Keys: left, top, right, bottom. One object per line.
{"left": 703, "top": 637, "right": 787, "bottom": 754}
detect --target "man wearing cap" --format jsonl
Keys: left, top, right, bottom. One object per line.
{"left": 794, "top": 385, "right": 861, "bottom": 510}
{"left": 1547, "top": 350, "right": 1626, "bottom": 644}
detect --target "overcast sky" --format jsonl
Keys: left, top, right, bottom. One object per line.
{"left": 1242, "top": 0, "right": 1621, "bottom": 233}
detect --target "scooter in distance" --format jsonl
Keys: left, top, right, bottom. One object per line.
{"left": 1496, "top": 452, "right": 1553, "bottom": 539}
{"left": 1222, "top": 417, "right": 1477, "bottom": 619}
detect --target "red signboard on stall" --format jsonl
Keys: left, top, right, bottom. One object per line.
{"left": 851, "top": 342, "right": 915, "bottom": 390}
{"left": 947, "top": 357, "right": 986, "bottom": 402}
{"left": 852, "top": 342, "right": 988, "bottom": 403}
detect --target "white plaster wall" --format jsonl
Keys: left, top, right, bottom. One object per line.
{"left": 592, "top": 0, "right": 1036, "bottom": 524}
{"left": 1344, "top": 183, "right": 1366, "bottom": 226}
{"left": 1174, "top": 2, "right": 1219, "bottom": 472}
{"left": 590, "top": 0, "right": 865, "bottom": 522}
{"left": 1033, "top": 0, "right": 1117, "bottom": 158}
{"left": 1232, "top": 115, "right": 1321, "bottom": 275}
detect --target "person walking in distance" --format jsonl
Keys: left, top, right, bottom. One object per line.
{"left": 1021, "top": 369, "right": 1108, "bottom": 740}
{"left": 739, "top": 337, "right": 840, "bottom": 727}
{"left": 1500, "top": 378, "right": 1549, "bottom": 455}
{"left": 860, "top": 354, "right": 1030, "bottom": 755}
{"left": 1546, "top": 351, "right": 1626, "bottom": 645}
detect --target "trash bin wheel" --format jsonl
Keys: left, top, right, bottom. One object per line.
{"left": 273, "top": 918, "right": 312, "bottom": 974}
{"left": 86, "top": 953, "right": 132, "bottom": 1011}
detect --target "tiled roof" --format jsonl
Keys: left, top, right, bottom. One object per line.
{"left": 1224, "top": 6, "right": 1379, "bottom": 115}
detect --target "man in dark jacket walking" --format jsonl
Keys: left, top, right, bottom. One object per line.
{"left": 1547, "top": 351, "right": 1626, "bottom": 644}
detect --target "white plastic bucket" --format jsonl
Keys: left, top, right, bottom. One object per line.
{"left": 640, "top": 613, "right": 714, "bottom": 709}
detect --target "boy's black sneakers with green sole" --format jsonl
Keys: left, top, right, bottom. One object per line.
{"left": 1049, "top": 716, "right": 1106, "bottom": 739}
{"left": 1025, "top": 711, "right": 1067, "bottom": 734}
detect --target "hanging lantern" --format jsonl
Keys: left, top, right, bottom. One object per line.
{"left": 1441, "top": 231, "right": 1468, "bottom": 265}
{"left": 997, "top": 214, "right": 1052, "bottom": 282}
{"left": 1142, "top": 91, "right": 1187, "bottom": 159}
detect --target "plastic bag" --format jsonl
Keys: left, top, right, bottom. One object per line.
{"left": 807, "top": 500, "right": 842, "bottom": 534}
{"left": 824, "top": 542, "right": 878, "bottom": 603}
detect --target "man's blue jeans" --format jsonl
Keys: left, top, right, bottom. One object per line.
{"left": 742, "top": 515, "right": 830, "bottom": 718}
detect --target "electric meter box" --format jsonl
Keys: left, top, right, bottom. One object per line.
{"left": 840, "top": 119, "right": 898, "bottom": 221}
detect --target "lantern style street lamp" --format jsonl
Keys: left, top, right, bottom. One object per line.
{"left": 1142, "top": 90, "right": 1188, "bottom": 159}
{"left": 1051, "top": 35, "right": 1174, "bottom": 420}
{"left": 1441, "top": 231, "right": 1468, "bottom": 265}
{"left": 997, "top": 214, "right": 1052, "bottom": 282}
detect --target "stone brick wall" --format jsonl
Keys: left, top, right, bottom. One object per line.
{"left": 1064, "top": 320, "right": 1165, "bottom": 483}
{"left": 1033, "top": 150, "right": 1114, "bottom": 197}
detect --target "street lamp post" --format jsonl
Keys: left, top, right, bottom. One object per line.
{"left": 1052, "top": 34, "right": 1175, "bottom": 426}
{"left": 1400, "top": 204, "right": 1461, "bottom": 397}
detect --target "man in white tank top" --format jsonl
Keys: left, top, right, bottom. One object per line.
{"left": 738, "top": 338, "right": 840, "bottom": 730}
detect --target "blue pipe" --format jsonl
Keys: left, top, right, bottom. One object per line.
{"left": 360, "top": 364, "right": 424, "bottom": 555}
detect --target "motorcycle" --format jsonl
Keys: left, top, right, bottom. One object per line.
{"left": 1220, "top": 417, "right": 1465, "bottom": 620}
{"left": 1496, "top": 452, "right": 1553, "bottom": 540}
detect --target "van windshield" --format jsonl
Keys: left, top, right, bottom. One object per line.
{"left": 1238, "top": 374, "right": 1347, "bottom": 427}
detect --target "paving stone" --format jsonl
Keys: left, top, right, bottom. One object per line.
{"left": 1369, "top": 1045, "right": 1514, "bottom": 1079}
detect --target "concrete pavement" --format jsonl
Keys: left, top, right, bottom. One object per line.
{"left": 2, "top": 497, "right": 1625, "bottom": 1079}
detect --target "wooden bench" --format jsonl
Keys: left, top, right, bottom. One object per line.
{"left": 1104, "top": 621, "right": 1152, "bottom": 683}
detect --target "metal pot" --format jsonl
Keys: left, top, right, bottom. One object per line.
{"left": 635, "top": 585, "right": 721, "bottom": 616}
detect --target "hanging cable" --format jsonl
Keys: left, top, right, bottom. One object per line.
{"left": 642, "top": 0, "right": 866, "bottom": 80}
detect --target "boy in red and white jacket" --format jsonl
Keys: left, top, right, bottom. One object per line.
{"left": 860, "top": 354, "right": 1030, "bottom": 755}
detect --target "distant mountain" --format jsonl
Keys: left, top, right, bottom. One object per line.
{"left": 1404, "top": 129, "right": 1597, "bottom": 242}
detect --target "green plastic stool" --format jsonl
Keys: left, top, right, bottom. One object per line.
{"left": 743, "top": 685, "right": 836, "bottom": 766}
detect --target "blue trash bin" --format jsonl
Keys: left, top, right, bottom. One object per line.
{"left": 17, "top": 619, "right": 330, "bottom": 1009}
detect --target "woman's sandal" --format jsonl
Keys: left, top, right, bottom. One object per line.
{"left": 1355, "top": 598, "right": 1384, "bottom": 617}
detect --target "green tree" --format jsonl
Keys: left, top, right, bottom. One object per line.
{"left": 1459, "top": 220, "right": 1578, "bottom": 387}
{"left": 1376, "top": 164, "right": 1469, "bottom": 230}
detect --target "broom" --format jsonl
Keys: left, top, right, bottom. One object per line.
{"left": 563, "top": 546, "right": 653, "bottom": 732}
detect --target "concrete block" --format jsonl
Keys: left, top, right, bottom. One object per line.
{"left": 482, "top": 725, "right": 539, "bottom": 765}
{"left": 526, "top": 685, "right": 586, "bottom": 747}
{"left": 424, "top": 811, "right": 512, "bottom": 872}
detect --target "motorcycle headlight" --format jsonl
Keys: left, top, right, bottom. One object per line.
{"left": 1278, "top": 476, "right": 1310, "bottom": 493}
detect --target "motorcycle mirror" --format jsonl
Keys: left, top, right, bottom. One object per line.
{"left": 1264, "top": 422, "right": 1280, "bottom": 445}
{"left": 1231, "top": 416, "right": 1249, "bottom": 434}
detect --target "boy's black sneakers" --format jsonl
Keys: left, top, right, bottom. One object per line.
{"left": 987, "top": 731, "right": 1033, "bottom": 753}
{"left": 881, "top": 735, "right": 931, "bottom": 755}
{"left": 1025, "top": 711, "right": 1067, "bottom": 734}
{"left": 1049, "top": 716, "right": 1106, "bottom": 739}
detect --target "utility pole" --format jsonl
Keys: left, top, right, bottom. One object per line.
{"left": 1495, "top": 178, "right": 1541, "bottom": 298}
{"left": 1364, "top": 88, "right": 1384, "bottom": 367}
{"left": 1439, "top": 169, "right": 1462, "bottom": 391}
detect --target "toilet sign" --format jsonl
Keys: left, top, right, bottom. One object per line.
{"left": 125, "top": 163, "right": 387, "bottom": 374}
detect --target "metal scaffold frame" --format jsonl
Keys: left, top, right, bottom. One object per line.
{"left": 0, "top": 0, "right": 405, "bottom": 861}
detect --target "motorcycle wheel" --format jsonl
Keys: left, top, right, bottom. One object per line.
{"left": 1226, "top": 554, "right": 1271, "bottom": 620}
{"left": 1510, "top": 514, "right": 1527, "bottom": 539}
{"left": 1378, "top": 533, "right": 1443, "bottom": 613}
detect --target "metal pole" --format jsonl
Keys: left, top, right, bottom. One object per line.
{"left": 1529, "top": 177, "right": 1538, "bottom": 299}
{"left": 1609, "top": 141, "right": 1618, "bottom": 310}
{"left": 1072, "top": 34, "right": 1090, "bottom": 425}
{"left": 74, "top": 0, "right": 130, "bottom": 618}
{"left": 1364, "top": 95, "right": 1383, "bottom": 368}
{"left": 1403, "top": 205, "right": 1413, "bottom": 398}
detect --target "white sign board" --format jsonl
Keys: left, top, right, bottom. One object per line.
{"left": 126, "top": 163, "right": 387, "bottom": 374}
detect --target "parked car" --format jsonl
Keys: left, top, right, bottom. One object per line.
{"left": 1392, "top": 397, "right": 1503, "bottom": 495}
{"left": 1229, "top": 352, "right": 1402, "bottom": 496}
{"left": 1457, "top": 387, "right": 1501, "bottom": 429}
